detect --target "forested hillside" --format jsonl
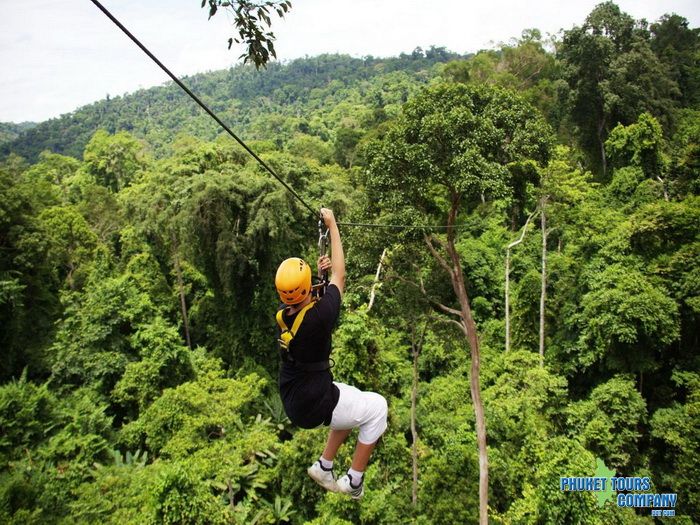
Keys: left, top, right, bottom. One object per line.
{"left": 1, "top": 2, "right": 699, "bottom": 524}
{"left": 0, "top": 122, "right": 36, "bottom": 146}
{"left": 0, "top": 48, "right": 463, "bottom": 163}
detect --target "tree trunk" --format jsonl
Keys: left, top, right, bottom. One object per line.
{"left": 227, "top": 479, "right": 235, "bottom": 510}
{"left": 657, "top": 176, "right": 669, "bottom": 201}
{"left": 505, "top": 249, "right": 511, "bottom": 353}
{"left": 598, "top": 117, "right": 607, "bottom": 179}
{"left": 172, "top": 236, "right": 192, "bottom": 350}
{"left": 539, "top": 197, "right": 547, "bottom": 367}
{"left": 368, "top": 248, "right": 387, "bottom": 311}
{"left": 505, "top": 211, "right": 536, "bottom": 353}
{"left": 410, "top": 326, "right": 424, "bottom": 507}
{"left": 443, "top": 194, "right": 488, "bottom": 525}
{"left": 67, "top": 261, "right": 76, "bottom": 291}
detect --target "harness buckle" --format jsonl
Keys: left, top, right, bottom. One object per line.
{"left": 278, "top": 329, "right": 293, "bottom": 350}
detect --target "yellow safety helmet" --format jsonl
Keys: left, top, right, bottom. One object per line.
{"left": 275, "top": 257, "right": 312, "bottom": 305}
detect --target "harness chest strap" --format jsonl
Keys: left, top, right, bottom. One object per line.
{"left": 276, "top": 301, "right": 330, "bottom": 372}
{"left": 276, "top": 301, "right": 317, "bottom": 351}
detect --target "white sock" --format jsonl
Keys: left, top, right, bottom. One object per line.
{"left": 319, "top": 456, "right": 333, "bottom": 470}
{"left": 347, "top": 467, "right": 364, "bottom": 487}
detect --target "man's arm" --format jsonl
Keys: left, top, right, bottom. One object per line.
{"left": 320, "top": 208, "right": 345, "bottom": 296}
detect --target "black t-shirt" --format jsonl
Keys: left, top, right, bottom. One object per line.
{"left": 277, "top": 284, "right": 341, "bottom": 429}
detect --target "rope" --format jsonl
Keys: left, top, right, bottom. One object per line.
{"left": 89, "top": 0, "right": 317, "bottom": 219}
{"left": 337, "top": 221, "right": 468, "bottom": 230}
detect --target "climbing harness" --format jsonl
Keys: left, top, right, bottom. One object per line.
{"left": 276, "top": 300, "right": 330, "bottom": 371}
{"left": 276, "top": 301, "right": 315, "bottom": 351}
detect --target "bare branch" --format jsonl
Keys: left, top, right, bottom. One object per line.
{"left": 393, "top": 272, "right": 463, "bottom": 319}
{"left": 367, "top": 248, "right": 387, "bottom": 312}
{"left": 446, "top": 191, "right": 461, "bottom": 245}
{"left": 418, "top": 272, "right": 462, "bottom": 316}
{"left": 505, "top": 208, "right": 537, "bottom": 353}
{"left": 429, "top": 314, "right": 468, "bottom": 337}
{"left": 433, "top": 300, "right": 463, "bottom": 318}
{"left": 507, "top": 209, "right": 538, "bottom": 250}
{"left": 424, "top": 234, "right": 452, "bottom": 276}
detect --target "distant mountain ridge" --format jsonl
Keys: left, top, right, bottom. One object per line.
{"left": 0, "top": 122, "right": 37, "bottom": 147}
{"left": 1, "top": 48, "right": 466, "bottom": 162}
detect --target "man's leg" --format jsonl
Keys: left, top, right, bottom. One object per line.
{"left": 308, "top": 428, "right": 352, "bottom": 492}
{"left": 336, "top": 439, "right": 379, "bottom": 498}
{"left": 350, "top": 440, "right": 377, "bottom": 471}
{"left": 322, "top": 428, "right": 352, "bottom": 461}
{"left": 337, "top": 393, "right": 387, "bottom": 499}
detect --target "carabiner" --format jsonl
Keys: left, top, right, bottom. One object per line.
{"left": 317, "top": 212, "right": 330, "bottom": 297}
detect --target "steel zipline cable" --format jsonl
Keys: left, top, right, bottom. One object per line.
{"left": 89, "top": 0, "right": 467, "bottom": 232}
{"left": 89, "top": 0, "right": 317, "bottom": 218}
{"left": 334, "top": 221, "right": 468, "bottom": 230}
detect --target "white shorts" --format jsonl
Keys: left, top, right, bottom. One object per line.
{"left": 329, "top": 382, "right": 388, "bottom": 444}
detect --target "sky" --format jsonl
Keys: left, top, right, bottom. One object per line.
{"left": 0, "top": 0, "right": 698, "bottom": 123}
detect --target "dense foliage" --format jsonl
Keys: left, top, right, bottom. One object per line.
{"left": 1, "top": 2, "right": 698, "bottom": 523}
{"left": 202, "top": 0, "right": 293, "bottom": 69}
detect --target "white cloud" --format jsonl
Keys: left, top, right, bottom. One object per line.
{"left": 1, "top": 0, "right": 698, "bottom": 122}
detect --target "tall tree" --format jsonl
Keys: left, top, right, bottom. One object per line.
{"left": 366, "top": 82, "right": 551, "bottom": 524}
{"left": 558, "top": 2, "right": 678, "bottom": 178}
{"left": 650, "top": 14, "right": 700, "bottom": 106}
{"left": 539, "top": 194, "right": 548, "bottom": 366}
{"left": 505, "top": 210, "right": 536, "bottom": 353}
{"left": 0, "top": 154, "right": 64, "bottom": 380}
{"left": 606, "top": 112, "right": 669, "bottom": 199}
{"left": 83, "top": 130, "right": 149, "bottom": 193}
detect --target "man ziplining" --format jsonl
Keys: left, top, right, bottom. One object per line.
{"left": 274, "top": 208, "right": 388, "bottom": 499}
{"left": 85, "top": 1, "right": 413, "bottom": 502}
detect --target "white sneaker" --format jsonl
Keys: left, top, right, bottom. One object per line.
{"left": 336, "top": 473, "right": 364, "bottom": 499}
{"left": 307, "top": 461, "right": 338, "bottom": 492}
